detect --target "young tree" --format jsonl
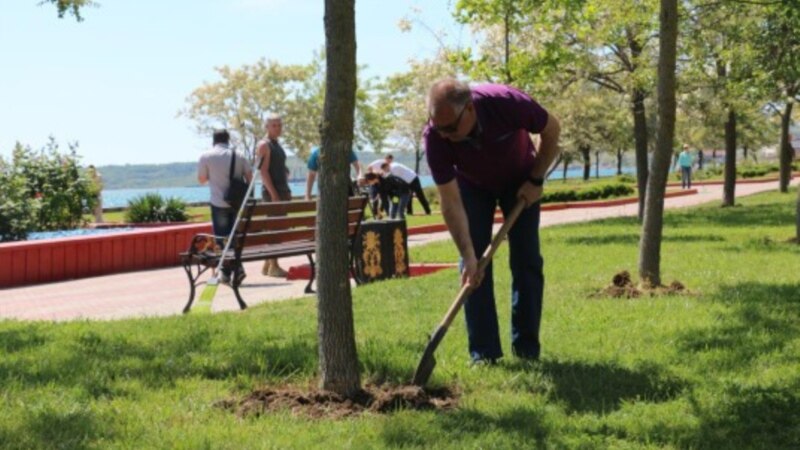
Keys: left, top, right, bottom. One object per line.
{"left": 682, "top": 1, "right": 764, "bottom": 206}
{"left": 638, "top": 0, "right": 678, "bottom": 286}
{"left": 316, "top": 0, "right": 360, "bottom": 396}
{"left": 754, "top": 0, "right": 800, "bottom": 192}
{"left": 181, "top": 61, "right": 312, "bottom": 160}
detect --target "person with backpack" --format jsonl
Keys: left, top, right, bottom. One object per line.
{"left": 197, "top": 129, "right": 253, "bottom": 284}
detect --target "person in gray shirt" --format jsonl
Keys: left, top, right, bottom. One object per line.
{"left": 197, "top": 129, "right": 253, "bottom": 284}
{"left": 256, "top": 114, "right": 292, "bottom": 277}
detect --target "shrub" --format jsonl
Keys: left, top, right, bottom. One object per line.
{"left": 542, "top": 182, "right": 634, "bottom": 203}
{"left": 0, "top": 139, "right": 96, "bottom": 241}
{"left": 0, "top": 158, "right": 41, "bottom": 241}
{"left": 125, "top": 193, "right": 188, "bottom": 223}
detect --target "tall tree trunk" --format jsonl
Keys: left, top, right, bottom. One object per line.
{"left": 317, "top": 0, "right": 360, "bottom": 397}
{"left": 639, "top": 0, "right": 678, "bottom": 287}
{"left": 743, "top": 144, "right": 748, "bottom": 161}
{"left": 780, "top": 102, "right": 794, "bottom": 192}
{"left": 595, "top": 150, "right": 600, "bottom": 178}
{"left": 617, "top": 148, "right": 624, "bottom": 175}
{"left": 632, "top": 89, "right": 649, "bottom": 221}
{"left": 580, "top": 144, "right": 591, "bottom": 180}
{"left": 698, "top": 150, "right": 704, "bottom": 170}
{"left": 562, "top": 156, "right": 569, "bottom": 181}
{"left": 723, "top": 109, "right": 737, "bottom": 207}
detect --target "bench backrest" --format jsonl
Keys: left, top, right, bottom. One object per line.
{"left": 232, "top": 196, "right": 368, "bottom": 254}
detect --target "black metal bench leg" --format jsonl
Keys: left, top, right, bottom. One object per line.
{"left": 182, "top": 263, "right": 198, "bottom": 314}
{"left": 231, "top": 265, "right": 248, "bottom": 310}
{"left": 305, "top": 254, "right": 316, "bottom": 294}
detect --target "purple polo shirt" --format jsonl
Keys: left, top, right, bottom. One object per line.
{"left": 424, "top": 84, "right": 549, "bottom": 193}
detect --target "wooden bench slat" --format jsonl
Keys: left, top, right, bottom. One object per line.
{"left": 247, "top": 197, "right": 365, "bottom": 216}
{"left": 240, "top": 223, "right": 359, "bottom": 247}
{"left": 241, "top": 211, "right": 363, "bottom": 233}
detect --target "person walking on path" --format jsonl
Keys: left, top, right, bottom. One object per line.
{"left": 305, "top": 146, "right": 361, "bottom": 200}
{"left": 677, "top": 144, "right": 695, "bottom": 189}
{"left": 424, "top": 79, "right": 561, "bottom": 365}
{"left": 197, "top": 129, "right": 253, "bottom": 284}
{"left": 257, "top": 114, "right": 292, "bottom": 278}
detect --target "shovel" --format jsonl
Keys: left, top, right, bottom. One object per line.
{"left": 412, "top": 198, "right": 527, "bottom": 386}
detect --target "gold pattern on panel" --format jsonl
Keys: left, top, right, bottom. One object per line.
{"left": 393, "top": 229, "right": 407, "bottom": 276}
{"left": 362, "top": 231, "right": 382, "bottom": 278}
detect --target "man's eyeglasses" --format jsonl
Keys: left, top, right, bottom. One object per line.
{"left": 430, "top": 104, "right": 467, "bottom": 135}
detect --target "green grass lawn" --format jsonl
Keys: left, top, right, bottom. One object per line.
{"left": 17, "top": 188, "right": 800, "bottom": 449}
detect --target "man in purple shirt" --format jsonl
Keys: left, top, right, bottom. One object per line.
{"left": 424, "top": 79, "right": 561, "bottom": 364}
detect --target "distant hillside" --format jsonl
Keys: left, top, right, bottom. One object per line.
{"left": 97, "top": 152, "right": 430, "bottom": 189}
{"left": 96, "top": 162, "right": 200, "bottom": 189}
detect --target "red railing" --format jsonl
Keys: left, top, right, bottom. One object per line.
{"left": 0, "top": 223, "right": 212, "bottom": 288}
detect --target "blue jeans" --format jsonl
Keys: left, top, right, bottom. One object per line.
{"left": 390, "top": 192, "right": 411, "bottom": 219}
{"left": 210, "top": 205, "right": 238, "bottom": 277}
{"left": 458, "top": 181, "right": 544, "bottom": 361}
{"left": 681, "top": 166, "right": 692, "bottom": 189}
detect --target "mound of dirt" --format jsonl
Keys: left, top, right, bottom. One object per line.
{"left": 593, "top": 271, "right": 689, "bottom": 299}
{"left": 217, "top": 384, "right": 459, "bottom": 419}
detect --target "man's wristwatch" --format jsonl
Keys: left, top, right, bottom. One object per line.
{"left": 527, "top": 176, "right": 545, "bottom": 187}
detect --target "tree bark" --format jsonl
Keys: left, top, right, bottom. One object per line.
{"left": 617, "top": 148, "right": 624, "bottom": 175}
{"left": 562, "top": 156, "right": 569, "bottom": 181}
{"left": 632, "top": 88, "right": 649, "bottom": 221}
{"left": 580, "top": 144, "right": 591, "bottom": 180}
{"left": 595, "top": 150, "right": 600, "bottom": 178}
{"left": 779, "top": 102, "right": 794, "bottom": 193}
{"left": 723, "top": 108, "right": 737, "bottom": 207}
{"left": 317, "top": 0, "right": 360, "bottom": 397}
{"left": 638, "top": 0, "right": 678, "bottom": 287}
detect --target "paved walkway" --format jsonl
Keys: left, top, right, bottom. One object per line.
{"left": 1, "top": 179, "right": 795, "bottom": 322}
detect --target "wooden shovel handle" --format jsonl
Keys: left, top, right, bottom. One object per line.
{"left": 438, "top": 198, "right": 527, "bottom": 330}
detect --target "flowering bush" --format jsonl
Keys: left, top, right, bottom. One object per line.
{"left": 0, "top": 139, "right": 98, "bottom": 242}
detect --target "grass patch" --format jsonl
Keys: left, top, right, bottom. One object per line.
{"left": 5, "top": 188, "right": 799, "bottom": 448}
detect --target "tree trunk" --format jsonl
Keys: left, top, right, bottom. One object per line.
{"left": 414, "top": 144, "right": 423, "bottom": 177}
{"left": 698, "top": 150, "right": 704, "bottom": 170}
{"left": 562, "top": 156, "right": 569, "bottom": 181}
{"left": 723, "top": 108, "right": 737, "bottom": 207}
{"left": 780, "top": 102, "right": 794, "bottom": 193}
{"left": 617, "top": 148, "right": 624, "bottom": 175}
{"left": 632, "top": 89, "right": 649, "bottom": 221}
{"left": 638, "top": 0, "right": 678, "bottom": 287}
{"left": 580, "top": 144, "right": 591, "bottom": 180}
{"left": 317, "top": 0, "right": 360, "bottom": 397}
{"left": 595, "top": 150, "right": 600, "bottom": 178}
{"left": 743, "top": 144, "right": 748, "bottom": 161}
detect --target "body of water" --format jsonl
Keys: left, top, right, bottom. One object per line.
{"left": 101, "top": 168, "right": 634, "bottom": 208}
{"left": 27, "top": 227, "right": 137, "bottom": 241}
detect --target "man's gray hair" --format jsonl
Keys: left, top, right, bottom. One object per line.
{"left": 427, "top": 78, "right": 471, "bottom": 117}
{"left": 265, "top": 113, "right": 282, "bottom": 125}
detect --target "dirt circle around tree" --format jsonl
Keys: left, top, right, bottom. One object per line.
{"left": 216, "top": 384, "right": 460, "bottom": 419}
{"left": 592, "top": 270, "right": 690, "bottom": 299}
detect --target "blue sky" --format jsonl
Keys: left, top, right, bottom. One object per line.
{"left": 0, "top": 0, "right": 470, "bottom": 165}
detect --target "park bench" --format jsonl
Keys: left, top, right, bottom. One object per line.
{"left": 180, "top": 196, "right": 369, "bottom": 313}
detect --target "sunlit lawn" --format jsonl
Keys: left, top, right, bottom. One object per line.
{"left": 30, "top": 187, "right": 800, "bottom": 449}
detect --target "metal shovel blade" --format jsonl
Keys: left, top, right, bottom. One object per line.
{"left": 412, "top": 326, "right": 447, "bottom": 386}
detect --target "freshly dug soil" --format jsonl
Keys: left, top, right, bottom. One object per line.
{"left": 594, "top": 271, "right": 689, "bottom": 299}
{"left": 217, "top": 384, "right": 459, "bottom": 419}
